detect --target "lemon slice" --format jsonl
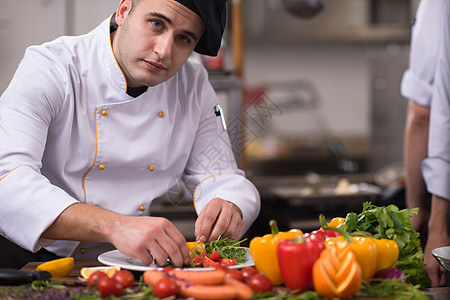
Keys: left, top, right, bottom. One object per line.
{"left": 80, "top": 266, "right": 121, "bottom": 279}
{"left": 187, "top": 241, "right": 205, "bottom": 260}
{"left": 36, "top": 257, "right": 75, "bottom": 278}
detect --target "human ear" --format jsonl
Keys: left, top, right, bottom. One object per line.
{"left": 115, "top": 0, "right": 132, "bottom": 26}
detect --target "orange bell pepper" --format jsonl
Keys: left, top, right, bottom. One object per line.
{"left": 249, "top": 220, "right": 302, "bottom": 286}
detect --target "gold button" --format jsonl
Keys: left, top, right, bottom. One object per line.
{"left": 158, "top": 111, "right": 165, "bottom": 118}
{"left": 101, "top": 110, "right": 108, "bottom": 116}
{"left": 139, "top": 205, "right": 146, "bottom": 212}
{"left": 148, "top": 165, "right": 155, "bottom": 172}
{"left": 98, "top": 164, "right": 105, "bottom": 170}
{"left": 80, "top": 248, "right": 86, "bottom": 254}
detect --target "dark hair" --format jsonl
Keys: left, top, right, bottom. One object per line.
{"left": 128, "top": 0, "right": 140, "bottom": 15}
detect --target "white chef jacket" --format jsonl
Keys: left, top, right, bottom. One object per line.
{"left": 0, "top": 15, "right": 260, "bottom": 259}
{"left": 422, "top": 0, "right": 450, "bottom": 201}
{"left": 400, "top": 0, "right": 446, "bottom": 106}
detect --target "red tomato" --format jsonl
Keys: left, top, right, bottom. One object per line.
{"left": 248, "top": 273, "right": 272, "bottom": 293}
{"left": 219, "top": 258, "right": 237, "bottom": 267}
{"left": 203, "top": 256, "right": 221, "bottom": 268}
{"left": 97, "top": 276, "right": 124, "bottom": 298}
{"left": 189, "top": 250, "right": 207, "bottom": 267}
{"left": 153, "top": 277, "right": 179, "bottom": 299}
{"left": 241, "top": 267, "right": 258, "bottom": 280}
{"left": 112, "top": 269, "right": 135, "bottom": 289}
{"left": 87, "top": 271, "right": 108, "bottom": 289}
{"left": 208, "top": 249, "right": 221, "bottom": 261}
{"left": 226, "top": 269, "right": 245, "bottom": 282}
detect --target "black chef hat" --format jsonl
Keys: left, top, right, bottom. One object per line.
{"left": 175, "top": 0, "right": 227, "bottom": 56}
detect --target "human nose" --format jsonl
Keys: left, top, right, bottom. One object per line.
{"left": 154, "top": 34, "right": 172, "bottom": 59}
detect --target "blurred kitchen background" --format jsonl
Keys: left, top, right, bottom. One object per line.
{"left": 0, "top": 0, "right": 420, "bottom": 240}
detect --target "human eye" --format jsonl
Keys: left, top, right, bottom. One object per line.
{"left": 150, "top": 20, "right": 163, "bottom": 30}
{"left": 177, "top": 34, "right": 192, "bottom": 45}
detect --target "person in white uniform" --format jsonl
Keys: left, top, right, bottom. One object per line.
{"left": 0, "top": 0, "right": 261, "bottom": 269}
{"left": 401, "top": 0, "right": 446, "bottom": 245}
{"left": 402, "top": 0, "right": 450, "bottom": 287}
{"left": 421, "top": 0, "right": 450, "bottom": 287}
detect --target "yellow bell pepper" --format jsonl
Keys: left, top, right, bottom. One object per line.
{"left": 249, "top": 220, "right": 302, "bottom": 286}
{"left": 374, "top": 238, "right": 399, "bottom": 271}
{"left": 326, "top": 235, "right": 378, "bottom": 280}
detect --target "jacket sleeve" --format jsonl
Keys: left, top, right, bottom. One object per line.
{"left": 0, "top": 46, "right": 79, "bottom": 252}
{"left": 422, "top": 0, "right": 450, "bottom": 202}
{"left": 182, "top": 66, "right": 260, "bottom": 235}
{"left": 400, "top": 0, "right": 446, "bottom": 106}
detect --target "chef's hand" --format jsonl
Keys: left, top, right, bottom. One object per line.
{"left": 110, "top": 216, "right": 189, "bottom": 267}
{"left": 194, "top": 197, "right": 244, "bottom": 243}
{"left": 424, "top": 195, "right": 450, "bottom": 287}
{"left": 424, "top": 230, "right": 449, "bottom": 287}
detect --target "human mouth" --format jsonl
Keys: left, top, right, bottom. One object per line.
{"left": 144, "top": 60, "right": 166, "bottom": 72}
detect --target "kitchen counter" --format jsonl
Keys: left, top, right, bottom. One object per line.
{"left": 0, "top": 261, "right": 447, "bottom": 299}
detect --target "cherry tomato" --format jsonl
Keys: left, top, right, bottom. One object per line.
{"left": 248, "top": 273, "right": 272, "bottom": 293}
{"left": 87, "top": 271, "right": 108, "bottom": 289}
{"left": 112, "top": 269, "right": 135, "bottom": 289}
{"left": 226, "top": 269, "right": 245, "bottom": 282}
{"left": 219, "top": 258, "right": 237, "bottom": 267}
{"left": 241, "top": 267, "right": 258, "bottom": 280}
{"left": 203, "top": 256, "right": 221, "bottom": 268}
{"left": 97, "top": 276, "right": 124, "bottom": 298}
{"left": 189, "top": 250, "right": 207, "bottom": 267}
{"left": 208, "top": 249, "right": 221, "bottom": 261}
{"left": 153, "top": 277, "right": 179, "bottom": 299}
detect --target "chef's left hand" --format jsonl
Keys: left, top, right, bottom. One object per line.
{"left": 195, "top": 197, "right": 244, "bottom": 243}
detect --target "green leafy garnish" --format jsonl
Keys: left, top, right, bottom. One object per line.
{"left": 204, "top": 236, "right": 248, "bottom": 264}
{"left": 340, "top": 202, "right": 431, "bottom": 288}
{"left": 356, "top": 279, "right": 429, "bottom": 299}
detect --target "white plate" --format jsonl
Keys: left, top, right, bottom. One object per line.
{"left": 98, "top": 248, "right": 254, "bottom": 272}
{"left": 431, "top": 246, "right": 450, "bottom": 272}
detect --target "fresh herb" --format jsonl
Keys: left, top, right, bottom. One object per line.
{"left": 204, "top": 236, "right": 248, "bottom": 264}
{"left": 253, "top": 290, "right": 326, "bottom": 300}
{"left": 356, "top": 279, "right": 429, "bottom": 300}
{"left": 31, "top": 280, "right": 66, "bottom": 290}
{"left": 340, "top": 202, "right": 431, "bottom": 288}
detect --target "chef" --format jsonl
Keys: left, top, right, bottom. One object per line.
{"left": 421, "top": 0, "right": 450, "bottom": 287}
{"left": 0, "top": 0, "right": 260, "bottom": 269}
{"left": 400, "top": 0, "right": 449, "bottom": 287}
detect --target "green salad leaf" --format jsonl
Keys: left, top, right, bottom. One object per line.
{"left": 340, "top": 202, "right": 431, "bottom": 289}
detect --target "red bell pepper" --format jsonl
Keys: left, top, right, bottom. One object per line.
{"left": 302, "top": 229, "right": 340, "bottom": 241}
{"left": 277, "top": 235, "right": 325, "bottom": 292}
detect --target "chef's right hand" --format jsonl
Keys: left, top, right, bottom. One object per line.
{"left": 110, "top": 216, "right": 189, "bottom": 267}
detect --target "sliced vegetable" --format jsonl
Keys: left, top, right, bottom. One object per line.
{"left": 36, "top": 257, "right": 74, "bottom": 278}
{"left": 313, "top": 239, "right": 362, "bottom": 299}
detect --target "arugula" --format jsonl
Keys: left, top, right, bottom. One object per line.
{"left": 204, "top": 236, "right": 248, "bottom": 264}
{"left": 340, "top": 202, "right": 431, "bottom": 289}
